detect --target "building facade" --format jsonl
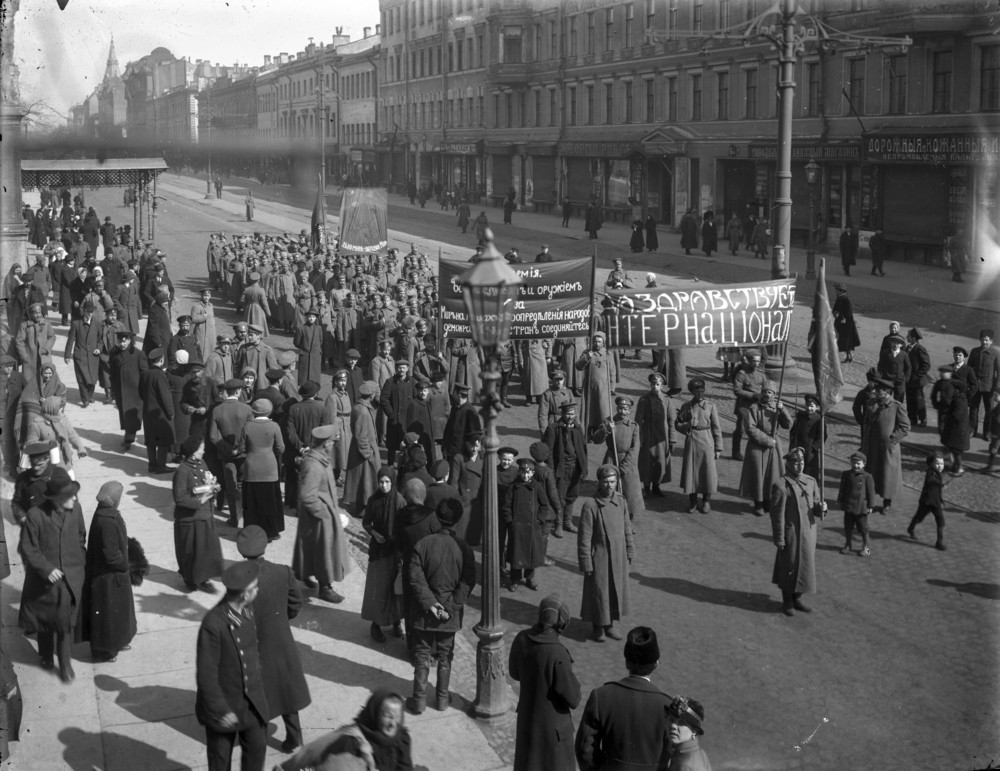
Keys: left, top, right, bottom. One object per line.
{"left": 338, "top": 32, "right": 381, "bottom": 184}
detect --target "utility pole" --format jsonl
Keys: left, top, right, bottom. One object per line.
{"left": 204, "top": 84, "right": 213, "bottom": 199}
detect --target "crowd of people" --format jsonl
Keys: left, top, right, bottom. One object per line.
{"left": 5, "top": 186, "right": 998, "bottom": 770}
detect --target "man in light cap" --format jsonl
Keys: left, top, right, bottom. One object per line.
{"left": 577, "top": 464, "right": 634, "bottom": 642}
{"left": 195, "top": 560, "right": 269, "bottom": 771}
{"left": 576, "top": 626, "right": 673, "bottom": 769}
{"left": 861, "top": 378, "right": 910, "bottom": 514}
{"left": 237, "top": 526, "right": 311, "bottom": 753}
{"left": 509, "top": 594, "right": 581, "bottom": 769}
{"left": 770, "top": 447, "right": 826, "bottom": 615}
{"left": 292, "top": 425, "right": 349, "bottom": 604}
{"left": 968, "top": 328, "right": 999, "bottom": 440}
{"left": 12, "top": 440, "right": 55, "bottom": 525}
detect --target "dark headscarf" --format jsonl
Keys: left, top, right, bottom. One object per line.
{"left": 354, "top": 688, "right": 412, "bottom": 771}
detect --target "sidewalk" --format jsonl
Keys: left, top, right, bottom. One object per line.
{"left": 0, "top": 325, "right": 507, "bottom": 768}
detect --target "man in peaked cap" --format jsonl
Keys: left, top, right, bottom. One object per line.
{"left": 968, "top": 328, "right": 999, "bottom": 440}
{"left": 877, "top": 333, "right": 911, "bottom": 403}
{"left": 576, "top": 626, "right": 673, "bottom": 768}
{"left": 862, "top": 377, "right": 910, "bottom": 514}
{"left": 905, "top": 327, "right": 931, "bottom": 427}
{"left": 236, "top": 526, "right": 311, "bottom": 753}
{"left": 195, "top": 560, "right": 268, "bottom": 771}
{"left": 12, "top": 440, "right": 56, "bottom": 525}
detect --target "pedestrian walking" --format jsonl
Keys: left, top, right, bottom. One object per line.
{"left": 172, "top": 435, "right": 224, "bottom": 592}
{"left": 869, "top": 228, "right": 887, "bottom": 276}
{"left": 666, "top": 696, "right": 713, "bottom": 771}
{"left": 680, "top": 209, "right": 699, "bottom": 255}
{"left": 109, "top": 330, "right": 147, "bottom": 450}
{"left": 675, "top": 378, "right": 722, "bottom": 514}
{"left": 584, "top": 200, "right": 602, "bottom": 240}
{"left": 629, "top": 218, "right": 645, "bottom": 253}
{"left": 473, "top": 211, "right": 490, "bottom": 243}
{"left": 725, "top": 212, "right": 743, "bottom": 255}
{"left": 905, "top": 327, "right": 931, "bottom": 427}
{"left": 636, "top": 372, "right": 676, "bottom": 498}
{"left": 509, "top": 594, "right": 581, "bottom": 771}
{"left": 239, "top": 400, "right": 285, "bottom": 540}
{"left": 832, "top": 284, "right": 860, "bottom": 363}
{"left": 839, "top": 225, "right": 859, "bottom": 276}
{"left": 293, "top": 425, "right": 350, "bottom": 604}
{"left": 561, "top": 198, "right": 572, "bottom": 228}
{"left": 235, "top": 526, "right": 311, "bottom": 753}
{"left": 361, "top": 467, "right": 405, "bottom": 643}
{"left": 861, "top": 378, "right": 911, "bottom": 513}
{"left": 836, "top": 451, "right": 876, "bottom": 556}
{"left": 18, "top": 467, "right": 86, "bottom": 683}
{"left": 701, "top": 211, "right": 717, "bottom": 256}
{"left": 770, "top": 447, "right": 827, "bottom": 617}
{"left": 739, "top": 381, "right": 792, "bottom": 517}
{"left": 456, "top": 199, "right": 471, "bottom": 233}
{"left": 81, "top": 481, "right": 136, "bottom": 663}
{"left": 405, "top": 496, "right": 475, "bottom": 714}
{"left": 575, "top": 626, "right": 673, "bottom": 769}
{"left": 64, "top": 300, "right": 101, "bottom": 407}
{"left": 645, "top": 215, "right": 659, "bottom": 251}
{"left": 195, "top": 561, "right": 268, "bottom": 771}
{"left": 244, "top": 191, "right": 255, "bottom": 222}
{"left": 577, "top": 464, "right": 634, "bottom": 642}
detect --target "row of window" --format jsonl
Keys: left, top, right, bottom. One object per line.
{"left": 381, "top": 0, "right": 484, "bottom": 37}
{"left": 386, "top": 35, "right": 485, "bottom": 83}
{"left": 383, "top": 97, "right": 486, "bottom": 132}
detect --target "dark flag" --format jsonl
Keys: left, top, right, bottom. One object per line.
{"left": 808, "top": 257, "right": 844, "bottom": 411}
{"left": 310, "top": 172, "right": 324, "bottom": 251}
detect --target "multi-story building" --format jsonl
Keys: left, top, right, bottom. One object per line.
{"left": 195, "top": 69, "right": 258, "bottom": 172}
{"left": 338, "top": 30, "right": 381, "bottom": 184}
{"left": 377, "top": 0, "right": 997, "bottom": 260}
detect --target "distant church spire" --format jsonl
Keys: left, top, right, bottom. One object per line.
{"left": 103, "top": 36, "right": 119, "bottom": 83}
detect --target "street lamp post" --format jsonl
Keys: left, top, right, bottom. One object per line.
{"left": 458, "top": 227, "right": 523, "bottom": 720}
{"left": 204, "top": 85, "right": 213, "bottom": 200}
{"left": 805, "top": 158, "right": 820, "bottom": 280}
{"left": 316, "top": 81, "right": 327, "bottom": 244}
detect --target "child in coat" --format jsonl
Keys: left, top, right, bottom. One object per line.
{"left": 908, "top": 451, "right": 948, "bottom": 550}
{"left": 836, "top": 451, "right": 876, "bottom": 556}
{"left": 983, "top": 391, "right": 1000, "bottom": 473}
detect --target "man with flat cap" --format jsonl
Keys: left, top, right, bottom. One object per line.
{"left": 535, "top": 243, "right": 554, "bottom": 263}
{"left": 167, "top": 314, "right": 203, "bottom": 368}
{"left": 578, "top": 464, "right": 634, "bottom": 642}
{"left": 905, "top": 327, "right": 931, "bottom": 427}
{"left": 140, "top": 348, "right": 175, "bottom": 474}
{"left": 293, "top": 425, "right": 349, "bottom": 604}
{"left": 210, "top": 378, "right": 254, "bottom": 525}
{"left": 968, "top": 329, "right": 999, "bottom": 440}
{"left": 543, "top": 402, "right": 587, "bottom": 534}
{"left": 770, "top": 447, "right": 826, "bottom": 616}
{"left": 442, "top": 383, "right": 482, "bottom": 461}
{"left": 293, "top": 306, "right": 323, "bottom": 386}
{"left": 836, "top": 450, "right": 876, "bottom": 556}
{"left": 576, "top": 626, "right": 673, "bottom": 769}
{"left": 64, "top": 299, "right": 101, "bottom": 407}
{"left": 109, "top": 329, "right": 148, "bottom": 451}
{"left": 503, "top": 457, "right": 553, "bottom": 592}
{"left": 381, "top": 359, "right": 415, "bottom": 466}
{"left": 509, "top": 594, "right": 581, "bottom": 770}
{"left": 861, "top": 377, "right": 910, "bottom": 514}
{"left": 236, "top": 526, "right": 310, "bottom": 753}
{"left": 237, "top": 324, "right": 279, "bottom": 390}
{"left": 343, "top": 348, "right": 366, "bottom": 404}
{"left": 195, "top": 560, "right": 269, "bottom": 771}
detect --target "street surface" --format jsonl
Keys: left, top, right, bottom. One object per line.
{"left": 2, "top": 173, "right": 998, "bottom": 770}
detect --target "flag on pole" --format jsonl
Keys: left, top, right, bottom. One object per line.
{"left": 808, "top": 257, "right": 845, "bottom": 411}
{"left": 310, "top": 172, "right": 324, "bottom": 251}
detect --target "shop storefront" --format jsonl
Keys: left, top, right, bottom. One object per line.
{"left": 486, "top": 143, "right": 516, "bottom": 205}
{"left": 347, "top": 148, "right": 377, "bottom": 186}
{"left": 639, "top": 127, "right": 692, "bottom": 227}
{"left": 525, "top": 143, "right": 557, "bottom": 211}
{"left": 557, "top": 140, "right": 644, "bottom": 221}
{"left": 441, "top": 139, "right": 484, "bottom": 203}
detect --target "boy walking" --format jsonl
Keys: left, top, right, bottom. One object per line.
{"left": 907, "top": 452, "right": 948, "bottom": 551}
{"left": 836, "top": 451, "right": 876, "bottom": 556}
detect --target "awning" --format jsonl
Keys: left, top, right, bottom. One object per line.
{"left": 525, "top": 143, "right": 556, "bottom": 156}
{"left": 485, "top": 142, "right": 516, "bottom": 155}
{"left": 20, "top": 158, "right": 169, "bottom": 190}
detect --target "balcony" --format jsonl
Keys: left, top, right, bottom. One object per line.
{"left": 486, "top": 61, "right": 537, "bottom": 85}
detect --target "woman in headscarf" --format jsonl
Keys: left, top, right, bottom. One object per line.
{"left": 277, "top": 688, "right": 412, "bottom": 771}
{"left": 36, "top": 359, "right": 67, "bottom": 409}
{"left": 239, "top": 365, "right": 258, "bottom": 403}
{"left": 509, "top": 594, "right": 581, "bottom": 771}
{"left": 3, "top": 263, "right": 24, "bottom": 329}
{"left": 81, "top": 481, "right": 136, "bottom": 663}
{"left": 238, "top": 399, "right": 285, "bottom": 540}
{"left": 171, "top": 435, "right": 224, "bottom": 593}
{"left": 25, "top": 395, "right": 88, "bottom": 473}
{"left": 361, "top": 467, "right": 405, "bottom": 643}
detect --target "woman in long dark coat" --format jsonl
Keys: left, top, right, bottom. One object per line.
{"left": 701, "top": 211, "right": 718, "bottom": 256}
{"left": 239, "top": 400, "right": 285, "bottom": 539}
{"left": 109, "top": 332, "right": 147, "bottom": 447}
{"left": 361, "top": 468, "right": 405, "bottom": 642}
{"left": 509, "top": 595, "right": 580, "bottom": 771}
{"left": 832, "top": 284, "right": 861, "bottom": 363}
{"left": 502, "top": 460, "right": 551, "bottom": 590}
{"left": 171, "top": 436, "right": 224, "bottom": 592}
{"left": 18, "top": 467, "right": 86, "bottom": 682}
{"left": 629, "top": 219, "right": 645, "bottom": 253}
{"left": 81, "top": 481, "right": 136, "bottom": 662}
{"left": 644, "top": 214, "right": 659, "bottom": 251}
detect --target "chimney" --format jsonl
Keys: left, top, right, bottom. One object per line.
{"left": 264, "top": 55, "right": 271, "bottom": 66}
{"left": 375, "top": 23, "right": 381, "bottom": 34}
{"left": 279, "top": 52, "right": 288, "bottom": 64}
{"left": 364, "top": 27, "right": 371, "bottom": 37}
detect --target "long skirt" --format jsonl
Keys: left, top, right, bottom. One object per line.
{"left": 173, "top": 518, "right": 224, "bottom": 586}
{"left": 361, "top": 553, "right": 402, "bottom": 626}
{"left": 243, "top": 480, "right": 285, "bottom": 539}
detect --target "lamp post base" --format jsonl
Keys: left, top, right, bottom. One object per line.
{"left": 805, "top": 249, "right": 817, "bottom": 280}
{"left": 205, "top": 178, "right": 212, "bottom": 200}
{"left": 471, "top": 622, "right": 512, "bottom": 720}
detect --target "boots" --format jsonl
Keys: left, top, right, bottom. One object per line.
{"left": 434, "top": 663, "right": 451, "bottom": 711}
{"left": 983, "top": 451, "right": 996, "bottom": 473}
{"left": 935, "top": 524, "right": 946, "bottom": 551}
{"left": 781, "top": 591, "right": 795, "bottom": 617}
{"left": 551, "top": 516, "right": 563, "bottom": 538}
{"left": 562, "top": 515, "right": 577, "bottom": 533}
{"left": 57, "top": 633, "right": 74, "bottom": 684}
{"left": 406, "top": 664, "right": 429, "bottom": 714}
{"left": 688, "top": 494, "right": 699, "bottom": 513}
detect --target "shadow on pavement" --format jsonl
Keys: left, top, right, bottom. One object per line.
{"left": 925, "top": 579, "right": 1000, "bottom": 600}
{"left": 297, "top": 643, "right": 411, "bottom": 693}
{"left": 58, "top": 726, "right": 188, "bottom": 771}
{"left": 128, "top": 480, "right": 176, "bottom": 521}
{"left": 631, "top": 571, "right": 778, "bottom": 614}
{"left": 93, "top": 674, "right": 202, "bottom": 743}
{"left": 137, "top": 589, "right": 209, "bottom": 624}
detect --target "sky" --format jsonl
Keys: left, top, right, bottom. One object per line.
{"left": 14, "top": 0, "right": 382, "bottom": 122}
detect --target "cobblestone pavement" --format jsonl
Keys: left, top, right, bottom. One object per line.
{"left": 23, "top": 177, "right": 996, "bottom": 771}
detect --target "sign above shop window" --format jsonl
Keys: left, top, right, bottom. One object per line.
{"left": 748, "top": 144, "right": 861, "bottom": 161}
{"left": 863, "top": 133, "right": 1000, "bottom": 164}
{"left": 558, "top": 141, "right": 640, "bottom": 158}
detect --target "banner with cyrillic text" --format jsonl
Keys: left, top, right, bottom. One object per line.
{"left": 438, "top": 257, "right": 595, "bottom": 339}
{"left": 601, "top": 279, "right": 796, "bottom": 349}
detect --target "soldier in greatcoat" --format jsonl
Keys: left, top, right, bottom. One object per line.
{"left": 592, "top": 395, "right": 645, "bottom": 521}
{"left": 344, "top": 381, "right": 380, "bottom": 514}
{"left": 861, "top": 378, "right": 911, "bottom": 513}
{"left": 236, "top": 526, "right": 311, "bottom": 753}
{"left": 675, "top": 378, "right": 723, "bottom": 514}
{"left": 635, "top": 372, "right": 676, "bottom": 497}
{"left": 109, "top": 330, "right": 147, "bottom": 450}
{"left": 576, "top": 331, "right": 616, "bottom": 438}
{"left": 537, "top": 369, "right": 574, "bottom": 436}
{"left": 739, "top": 381, "right": 792, "bottom": 517}
{"left": 577, "top": 465, "right": 634, "bottom": 642}
{"left": 770, "top": 447, "right": 827, "bottom": 616}
{"left": 323, "top": 370, "right": 353, "bottom": 483}
{"left": 502, "top": 458, "right": 552, "bottom": 592}
{"left": 731, "top": 348, "right": 767, "bottom": 460}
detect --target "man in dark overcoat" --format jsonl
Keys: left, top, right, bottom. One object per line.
{"left": 877, "top": 334, "right": 911, "bottom": 403}
{"left": 284, "top": 381, "right": 325, "bottom": 508}
{"left": 53, "top": 253, "right": 77, "bottom": 326}
{"left": 64, "top": 300, "right": 102, "bottom": 407}
{"left": 441, "top": 384, "right": 481, "bottom": 460}
{"left": 404, "top": 375, "right": 437, "bottom": 466}
{"left": 543, "top": 402, "right": 587, "bottom": 533}
{"left": 405, "top": 497, "right": 475, "bottom": 714}
{"left": 905, "top": 327, "right": 932, "bottom": 427}
{"left": 509, "top": 594, "right": 580, "bottom": 771}
{"left": 100, "top": 216, "right": 116, "bottom": 255}
{"left": 380, "top": 359, "right": 414, "bottom": 465}
{"left": 166, "top": 315, "right": 203, "bottom": 367}
{"left": 635, "top": 372, "right": 676, "bottom": 496}
{"left": 236, "top": 527, "right": 310, "bottom": 753}
{"left": 12, "top": 441, "right": 55, "bottom": 525}
{"left": 143, "top": 287, "right": 173, "bottom": 356}
{"left": 195, "top": 561, "right": 269, "bottom": 771}
{"left": 502, "top": 458, "right": 552, "bottom": 592}
{"left": 577, "top": 465, "right": 633, "bottom": 642}
{"left": 968, "top": 328, "right": 1000, "bottom": 439}
{"left": 140, "top": 348, "right": 175, "bottom": 473}
{"left": 109, "top": 330, "right": 148, "bottom": 450}
{"left": 209, "top": 378, "right": 254, "bottom": 526}
{"left": 293, "top": 308, "right": 323, "bottom": 386}
{"left": 575, "top": 627, "right": 673, "bottom": 770}
{"left": 18, "top": 467, "right": 87, "bottom": 684}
